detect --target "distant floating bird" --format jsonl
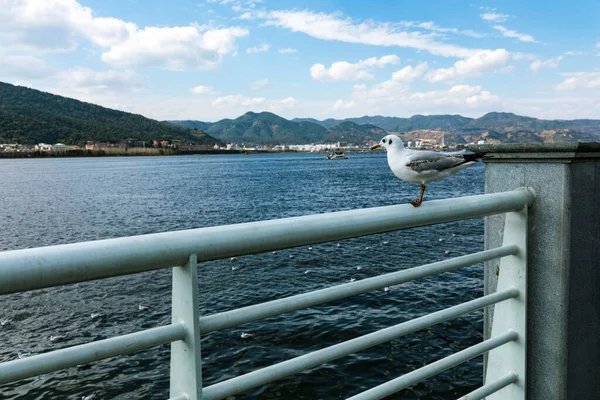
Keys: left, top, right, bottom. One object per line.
{"left": 1, "top": 319, "right": 11, "bottom": 326}
{"left": 350, "top": 278, "right": 356, "bottom": 282}
{"left": 365, "top": 246, "right": 371, "bottom": 250}
{"left": 288, "top": 254, "right": 295, "bottom": 259}
{"left": 451, "top": 233, "right": 456, "bottom": 237}
{"left": 272, "top": 251, "right": 277, "bottom": 255}
{"left": 231, "top": 265, "right": 239, "bottom": 271}
{"left": 230, "top": 257, "right": 237, "bottom": 261}
{"left": 336, "top": 243, "right": 341, "bottom": 248}
{"left": 356, "top": 266, "right": 362, "bottom": 270}
{"left": 138, "top": 305, "right": 149, "bottom": 311}
{"left": 90, "top": 313, "right": 104, "bottom": 320}
{"left": 240, "top": 332, "right": 254, "bottom": 339}
{"left": 18, "top": 352, "right": 31, "bottom": 359}
{"left": 383, "top": 241, "right": 389, "bottom": 245}
{"left": 383, "top": 287, "right": 390, "bottom": 292}
{"left": 372, "top": 135, "right": 485, "bottom": 207}
{"left": 50, "top": 335, "right": 66, "bottom": 342}
{"left": 438, "top": 238, "right": 444, "bottom": 242}
{"left": 308, "top": 246, "right": 313, "bottom": 250}
{"left": 445, "top": 250, "right": 450, "bottom": 254}
{"left": 304, "top": 269, "right": 311, "bottom": 274}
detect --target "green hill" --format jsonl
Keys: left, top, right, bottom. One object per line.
{"left": 0, "top": 81, "right": 221, "bottom": 146}
{"left": 204, "top": 111, "right": 329, "bottom": 144}
{"left": 326, "top": 121, "right": 386, "bottom": 143}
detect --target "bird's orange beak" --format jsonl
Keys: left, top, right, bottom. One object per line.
{"left": 371, "top": 144, "right": 381, "bottom": 150}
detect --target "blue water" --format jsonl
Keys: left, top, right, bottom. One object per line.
{"left": 0, "top": 153, "right": 485, "bottom": 399}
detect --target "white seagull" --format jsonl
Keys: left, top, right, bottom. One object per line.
{"left": 371, "top": 134, "right": 485, "bottom": 207}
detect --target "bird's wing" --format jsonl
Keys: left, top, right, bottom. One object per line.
{"left": 404, "top": 151, "right": 471, "bottom": 173}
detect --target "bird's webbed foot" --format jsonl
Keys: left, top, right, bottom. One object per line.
{"left": 409, "top": 199, "right": 423, "bottom": 207}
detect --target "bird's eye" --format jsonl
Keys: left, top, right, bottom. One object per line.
{"left": 382, "top": 139, "right": 386, "bottom": 144}
{"left": 389, "top": 138, "right": 393, "bottom": 144}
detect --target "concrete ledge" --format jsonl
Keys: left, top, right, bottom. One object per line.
{"left": 468, "top": 142, "right": 600, "bottom": 162}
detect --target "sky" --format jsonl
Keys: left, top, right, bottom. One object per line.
{"left": 0, "top": 0, "right": 599, "bottom": 122}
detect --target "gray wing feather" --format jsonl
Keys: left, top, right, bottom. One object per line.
{"left": 405, "top": 152, "right": 467, "bottom": 173}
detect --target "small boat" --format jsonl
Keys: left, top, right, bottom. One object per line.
{"left": 327, "top": 149, "right": 348, "bottom": 160}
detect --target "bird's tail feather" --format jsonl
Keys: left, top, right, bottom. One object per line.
{"left": 452, "top": 151, "right": 487, "bottom": 168}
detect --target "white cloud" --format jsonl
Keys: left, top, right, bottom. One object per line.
{"left": 212, "top": 94, "right": 266, "bottom": 108}
{"left": 416, "top": 21, "right": 486, "bottom": 38}
{"left": 310, "top": 54, "right": 399, "bottom": 81}
{"left": 278, "top": 48, "right": 297, "bottom": 54}
{"left": 425, "top": 49, "right": 509, "bottom": 82}
{"left": 0, "top": 0, "right": 248, "bottom": 71}
{"left": 0, "top": 0, "right": 136, "bottom": 52}
{"left": 270, "top": 96, "right": 296, "bottom": 111}
{"left": 101, "top": 25, "right": 248, "bottom": 70}
{"left": 0, "top": 55, "right": 55, "bottom": 79}
{"left": 555, "top": 72, "right": 600, "bottom": 90}
{"left": 336, "top": 80, "right": 501, "bottom": 118}
{"left": 351, "top": 79, "right": 406, "bottom": 101}
{"left": 249, "top": 78, "right": 269, "bottom": 90}
{"left": 493, "top": 25, "right": 536, "bottom": 43}
{"left": 391, "top": 62, "right": 428, "bottom": 82}
{"left": 530, "top": 56, "right": 563, "bottom": 72}
{"left": 263, "top": 10, "right": 480, "bottom": 58}
{"left": 246, "top": 43, "right": 270, "bottom": 54}
{"left": 597, "top": 41, "right": 600, "bottom": 48}
{"left": 408, "top": 85, "right": 500, "bottom": 107}
{"left": 332, "top": 99, "right": 356, "bottom": 110}
{"left": 56, "top": 68, "right": 139, "bottom": 94}
{"left": 190, "top": 85, "right": 218, "bottom": 95}
{"left": 480, "top": 13, "right": 509, "bottom": 23}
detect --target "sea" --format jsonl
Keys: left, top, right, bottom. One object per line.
{"left": 0, "top": 152, "right": 485, "bottom": 400}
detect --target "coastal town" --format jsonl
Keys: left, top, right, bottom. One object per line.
{"left": 0, "top": 130, "right": 493, "bottom": 157}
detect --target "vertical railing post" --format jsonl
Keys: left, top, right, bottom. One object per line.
{"left": 481, "top": 143, "right": 600, "bottom": 400}
{"left": 485, "top": 201, "right": 528, "bottom": 399}
{"left": 170, "top": 254, "right": 202, "bottom": 400}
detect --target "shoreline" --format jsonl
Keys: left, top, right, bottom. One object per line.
{"left": 0, "top": 149, "right": 300, "bottom": 159}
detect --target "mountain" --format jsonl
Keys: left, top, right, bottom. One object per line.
{"left": 204, "top": 111, "right": 329, "bottom": 145}
{"left": 169, "top": 120, "right": 213, "bottom": 131}
{"left": 0, "top": 81, "right": 220, "bottom": 146}
{"left": 172, "top": 113, "right": 387, "bottom": 145}
{"left": 326, "top": 121, "right": 386, "bottom": 143}
{"left": 172, "top": 111, "right": 600, "bottom": 145}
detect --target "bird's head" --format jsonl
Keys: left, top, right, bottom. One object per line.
{"left": 371, "top": 135, "right": 404, "bottom": 151}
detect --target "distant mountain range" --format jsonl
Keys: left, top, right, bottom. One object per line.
{"left": 0, "top": 81, "right": 221, "bottom": 146}
{"left": 2, "top": 80, "right": 599, "bottom": 147}
{"left": 170, "top": 112, "right": 387, "bottom": 145}
{"left": 171, "top": 111, "right": 600, "bottom": 145}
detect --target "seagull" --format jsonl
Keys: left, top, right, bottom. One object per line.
{"left": 90, "top": 312, "right": 104, "bottom": 320}
{"left": 240, "top": 332, "right": 254, "bottom": 339}
{"left": 138, "top": 305, "right": 149, "bottom": 311}
{"left": 371, "top": 134, "right": 485, "bottom": 207}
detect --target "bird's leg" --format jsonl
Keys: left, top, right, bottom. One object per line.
{"left": 409, "top": 184, "right": 426, "bottom": 207}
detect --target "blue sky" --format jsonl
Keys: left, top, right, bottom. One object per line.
{"left": 1, "top": 0, "right": 598, "bottom": 122}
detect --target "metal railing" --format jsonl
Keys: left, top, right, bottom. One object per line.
{"left": 0, "top": 188, "right": 534, "bottom": 399}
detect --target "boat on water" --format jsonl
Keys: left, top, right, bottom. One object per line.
{"left": 327, "top": 149, "right": 348, "bottom": 160}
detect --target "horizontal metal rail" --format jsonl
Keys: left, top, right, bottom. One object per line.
{"left": 458, "top": 371, "right": 518, "bottom": 400}
{"left": 346, "top": 330, "right": 518, "bottom": 400}
{"left": 0, "top": 323, "right": 186, "bottom": 385}
{"left": 200, "top": 245, "right": 517, "bottom": 333}
{"left": 0, "top": 189, "right": 534, "bottom": 294}
{"left": 201, "top": 288, "right": 519, "bottom": 400}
